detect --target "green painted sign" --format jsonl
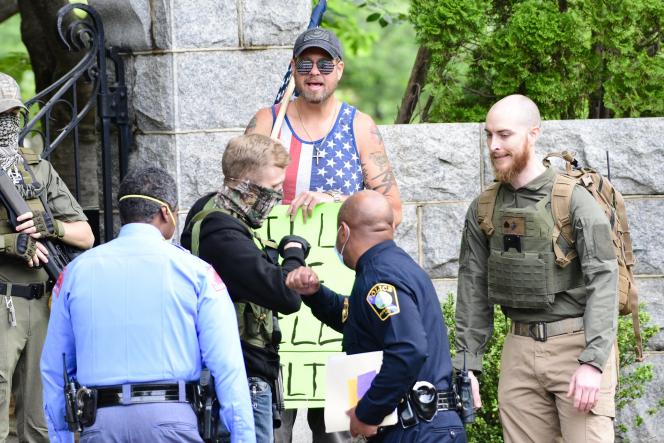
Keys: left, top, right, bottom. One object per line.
{"left": 255, "top": 203, "right": 355, "bottom": 408}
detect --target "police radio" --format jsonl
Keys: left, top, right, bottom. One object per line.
{"left": 456, "top": 351, "right": 476, "bottom": 424}
{"left": 63, "top": 353, "right": 81, "bottom": 432}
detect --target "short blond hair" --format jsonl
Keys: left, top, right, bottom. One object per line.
{"left": 222, "top": 134, "right": 290, "bottom": 181}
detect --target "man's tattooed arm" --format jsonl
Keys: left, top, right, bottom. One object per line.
{"left": 244, "top": 115, "right": 257, "bottom": 134}
{"left": 370, "top": 124, "right": 384, "bottom": 145}
{"left": 362, "top": 151, "right": 397, "bottom": 195}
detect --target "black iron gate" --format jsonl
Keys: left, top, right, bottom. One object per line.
{"left": 18, "top": 3, "right": 131, "bottom": 243}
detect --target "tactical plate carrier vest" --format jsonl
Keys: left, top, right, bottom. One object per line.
{"left": 481, "top": 182, "right": 584, "bottom": 310}
{"left": 188, "top": 196, "right": 276, "bottom": 349}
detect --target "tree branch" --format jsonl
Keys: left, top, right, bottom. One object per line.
{"left": 0, "top": 0, "right": 18, "bottom": 23}
{"left": 395, "top": 46, "right": 430, "bottom": 124}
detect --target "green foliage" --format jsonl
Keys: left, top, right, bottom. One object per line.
{"left": 442, "top": 296, "right": 661, "bottom": 442}
{"left": 442, "top": 295, "right": 506, "bottom": 442}
{"left": 614, "top": 306, "right": 661, "bottom": 439}
{"left": 323, "top": 0, "right": 417, "bottom": 123}
{"left": 410, "top": 0, "right": 664, "bottom": 122}
{"left": 0, "top": 14, "right": 35, "bottom": 101}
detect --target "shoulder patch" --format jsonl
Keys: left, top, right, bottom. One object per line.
{"left": 53, "top": 267, "right": 66, "bottom": 298}
{"left": 206, "top": 265, "right": 226, "bottom": 292}
{"left": 366, "top": 283, "right": 400, "bottom": 321}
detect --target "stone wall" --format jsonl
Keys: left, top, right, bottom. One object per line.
{"left": 89, "top": 1, "right": 663, "bottom": 440}
{"left": 89, "top": 0, "right": 312, "bottom": 221}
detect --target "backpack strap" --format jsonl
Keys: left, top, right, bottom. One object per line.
{"left": 477, "top": 182, "right": 501, "bottom": 236}
{"left": 188, "top": 196, "right": 221, "bottom": 256}
{"left": 543, "top": 151, "right": 577, "bottom": 175}
{"left": 551, "top": 174, "right": 578, "bottom": 267}
{"left": 18, "top": 146, "right": 42, "bottom": 165}
{"left": 187, "top": 196, "right": 278, "bottom": 256}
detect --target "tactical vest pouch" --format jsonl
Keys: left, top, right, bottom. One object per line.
{"left": 236, "top": 301, "right": 273, "bottom": 348}
{"left": 487, "top": 250, "right": 556, "bottom": 309}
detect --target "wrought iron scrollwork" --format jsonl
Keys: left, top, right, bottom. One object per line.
{"left": 18, "top": 3, "right": 131, "bottom": 243}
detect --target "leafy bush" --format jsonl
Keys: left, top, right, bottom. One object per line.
{"left": 409, "top": 0, "right": 664, "bottom": 121}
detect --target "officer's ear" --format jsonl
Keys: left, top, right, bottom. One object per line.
{"left": 338, "top": 221, "right": 349, "bottom": 241}
{"left": 159, "top": 206, "right": 170, "bottom": 223}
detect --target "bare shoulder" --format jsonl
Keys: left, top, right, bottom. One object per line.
{"left": 353, "top": 110, "right": 376, "bottom": 133}
{"left": 244, "top": 106, "right": 274, "bottom": 135}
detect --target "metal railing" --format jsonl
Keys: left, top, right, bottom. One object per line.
{"left": 18, "top": 3, "right": 131, "bottom": 243}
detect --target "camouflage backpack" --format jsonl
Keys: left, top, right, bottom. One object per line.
{"left": 477, "top": 151, "right": 642, "bottom": 361}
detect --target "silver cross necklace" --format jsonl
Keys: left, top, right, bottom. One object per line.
{"left": 295, "top": 99, "right": 340, "bottom": 165}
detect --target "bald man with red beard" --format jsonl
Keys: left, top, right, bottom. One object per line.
{"left": 455, "top": 95, "right": 619, "bottom": 442}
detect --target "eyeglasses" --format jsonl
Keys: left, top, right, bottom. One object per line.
{"left": 295, "top": 58, "right": 336, "bottom": 75}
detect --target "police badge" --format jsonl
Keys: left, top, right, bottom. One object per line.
{"left": 366, "top": 283, "right": 400, "bottom": 321}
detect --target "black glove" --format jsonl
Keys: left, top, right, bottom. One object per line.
{"left": 277, "top": 235, "right": 310, "bottom": 259}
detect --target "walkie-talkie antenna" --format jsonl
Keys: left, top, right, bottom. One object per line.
{"left": 606, "top": 151, "right": 611, "bottom": 181}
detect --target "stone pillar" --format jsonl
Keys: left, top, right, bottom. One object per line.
{"left": 89, "top": 0, "right": 310, "bottom": 229}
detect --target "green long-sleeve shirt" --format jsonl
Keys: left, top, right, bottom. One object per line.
{"left": 454, "top": 167, "right": 618, "bottom": 372}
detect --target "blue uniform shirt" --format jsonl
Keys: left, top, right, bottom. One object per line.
{"left": 303, "top": 240, "right": 463, "bottom": 431}
{"left": 40, "top": 223, "right": 255, "bottom": 443}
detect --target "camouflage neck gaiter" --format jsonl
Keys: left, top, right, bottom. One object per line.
{"left": 0, "top": 112, "right": 21, "bottom": 174}
{"left": 216, "top": 179, "right": 283, "bottom": 229}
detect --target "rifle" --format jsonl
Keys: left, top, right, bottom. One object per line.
{"left": 0, "top": 167, "right": 70, "bottom": 285}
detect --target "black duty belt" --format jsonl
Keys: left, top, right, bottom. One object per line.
{"left": 436, "top": 390, "right": 459, "bottom": 411}
{"left": 95, "top": 382, "right": 198, "bottom": 408}
{"left": 512, "top": 317, "right": 584, "bottom": 342}
{"left": 0, "top": 282, "right": 45, "bottom": 300}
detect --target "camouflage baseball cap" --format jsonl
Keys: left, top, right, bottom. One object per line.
{"left": 293, "top": 28, "right": 343, "bottom": 60}
{"left": 0, "top": 73, "right": 26, "bottom": 114}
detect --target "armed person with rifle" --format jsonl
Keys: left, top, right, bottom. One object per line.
{"left": 0, "top": 72, "right": 93, "bottom": 443}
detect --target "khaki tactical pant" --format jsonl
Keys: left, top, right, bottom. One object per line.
{"left": 498, "top": 330, "right": 617, "bottom": 443}
{"left": 0, "top": 294, "right": 49, "bottom": 442}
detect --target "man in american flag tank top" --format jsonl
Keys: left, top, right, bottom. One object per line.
{"left": 245, "top": 27, "right": 402, "bottom": 443}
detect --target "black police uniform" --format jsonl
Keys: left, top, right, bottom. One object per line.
{"left": 303, "top": 240, "right": 466, "bottom": 443}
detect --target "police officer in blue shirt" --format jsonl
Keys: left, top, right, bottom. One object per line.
{"left": 285, "top": 190, "right": 466, "bottom": 442}
{"left": 40, "top": 167, "right": 256, "bottom": 443}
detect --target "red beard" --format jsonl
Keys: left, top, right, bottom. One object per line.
{"left": 491, "top": 139, "right": 531, "bottom": 184}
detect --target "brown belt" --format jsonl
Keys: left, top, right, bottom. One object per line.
{"left": 511, "top": 317, "right": 584, "bottom": 342}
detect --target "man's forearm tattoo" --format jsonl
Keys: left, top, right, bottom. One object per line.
{"left": 362, "top": 151, "right": 397, "bottom": 195}
{"left": 370, "top": 125, "right": 384, "bottom": 145}
{"left": 244, "top": 115, "right": 257, "bottom": 134}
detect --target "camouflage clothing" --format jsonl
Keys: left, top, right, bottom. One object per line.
{"left": 0, "top": 147, "right": 87, "bottom": 442}
{"left": 216, "top": 179, "right": 283, "bottom": 229}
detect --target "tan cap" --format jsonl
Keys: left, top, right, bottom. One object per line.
{"left": 0, "top": 73, "right": 26, "bottom": 114}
